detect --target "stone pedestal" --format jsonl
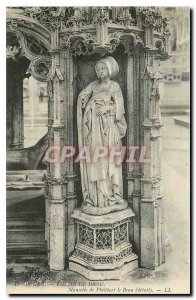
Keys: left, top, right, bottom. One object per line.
{"left": 69, "top": 208, "right": 138, "bottom": 280}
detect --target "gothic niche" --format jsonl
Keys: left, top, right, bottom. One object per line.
{"left": 69, "top": 41, "right": 141, "bottom": 279}
{"left": 74, "top": 46, "right": 129, "bottom": 209}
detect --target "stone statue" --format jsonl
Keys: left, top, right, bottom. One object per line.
{"left": 77, "top": 56, "right": 128, "bottom": 215}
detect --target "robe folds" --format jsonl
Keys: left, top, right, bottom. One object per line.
{"left": 77, "top": 79, "right": 127, "bottom": 211}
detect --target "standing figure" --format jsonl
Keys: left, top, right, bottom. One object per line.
{"left": 77, "top": 56, "right": 128, "bottom": 215}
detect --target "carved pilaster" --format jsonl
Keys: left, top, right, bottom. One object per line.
{"left": 130, "top": 47, "right": 143, "bottom": 258}
{"left": 124, "top": 54, "right": 134, "bottom": 206}
{"left": 60, "top": 49, "right": 78, "bottom": 258}
{"left": 139, "top": 35, "right": 165, "bottom": 269}
{"left": 29, "top": 57, "right": 52, "bottom": 82}
{"left": 45, "top": 27, "right": 67, "bottom": 271}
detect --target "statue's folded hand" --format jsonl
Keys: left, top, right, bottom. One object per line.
{"left": 96, "top": 106, "right": 107, "bottom": 117}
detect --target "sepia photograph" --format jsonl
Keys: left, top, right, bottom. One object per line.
{"left": 5, "top": 4, "right": 190, "bottom": 295}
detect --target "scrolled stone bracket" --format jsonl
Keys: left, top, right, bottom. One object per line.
{"left": 29, "top": 56, "right": 52, "bottom": 82}
{"left": 137, "top": 7, "right": 169, "bottom": 33}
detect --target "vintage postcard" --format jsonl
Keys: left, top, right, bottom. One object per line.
{"left": 6, "top": 5, "right": 190, "bottom": 295}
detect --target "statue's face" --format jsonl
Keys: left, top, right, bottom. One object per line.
{"left": 95, "top": 62, "right": 109, "bottom": 80}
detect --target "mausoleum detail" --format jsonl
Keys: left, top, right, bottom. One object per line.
{"left": 6, "top": 6, "right": 170, "bottom": 276}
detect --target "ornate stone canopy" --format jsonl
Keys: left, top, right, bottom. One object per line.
{"left": 6, "top": 7, "right": 169, "bottom": 81}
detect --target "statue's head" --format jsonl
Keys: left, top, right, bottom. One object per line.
{"left": 95, "top": 56, "right": 119, "bottom": 80}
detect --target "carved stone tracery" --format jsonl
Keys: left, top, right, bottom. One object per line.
{"left": 60, "top": 30, "right": 144, "bottom": 57}
{"left": 116, "top": 8, "right": 136, "bottom": 26}
{"left": 138, "top": 7, "right": 168, "bottom": 32}
{"left": 24, "top": 7, "right": 67, "bottom": 30}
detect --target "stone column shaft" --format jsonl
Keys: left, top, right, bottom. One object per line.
{"left": 61, "top": 49, "right": 77, "bottom": 258}
{"left": 140, "top": 45, "right": 165, "bottom": 269}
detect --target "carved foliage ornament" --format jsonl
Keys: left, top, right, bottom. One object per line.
{"left": 23, "top": 7, "right": 97, "bottom": 29}
{"left": 9, "top": 7, "right": 167, "bottom": 34}
{"left": 116, "top": 8, "right": 136, "bottom": 26}
{"left": 61, "top": 31, "right": 143, "bottom": 56}
{"left": 7, "top": 18, "right": 35, "bottom": 30}
{"left": 7, "top": 31, "right": 24, "bottom": 61}
{"left": 65, "top": 9, "right": 87, "bottom": 28}
{"left": 109, "top": 32, "right": 144, "bottom": 54}
{"left": 6, "top": 45, "right": 21, "bottom": 61}
{"left": 92, "top": 7, "right": 110, "bottom": 24}
{"left": 25, "top": 7, "right": 111, "bottom": 30}
{"left": 22, "top": 7, "right": 138, "bottom": 30}
{"left": 24, "top": 7, "right": 68, "bottom": 30}
{"left": 63, "top": 7, "right": 137, "bottom": 27}
{"left": 138, "top": 7, "right": 169, "bottom": 32}
{"left": 61, "top": 33, "right": 97, "bottom": 56}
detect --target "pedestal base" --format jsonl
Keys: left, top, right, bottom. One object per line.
{"left": 69, "top": 258, "right": 138, "bottom": 281}
{"left": 69, "top": 208, "right": 138, "bottom": 280}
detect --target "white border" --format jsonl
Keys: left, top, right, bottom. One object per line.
{"left": 2, "top": 0, "right": 196, "bottom": 7}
